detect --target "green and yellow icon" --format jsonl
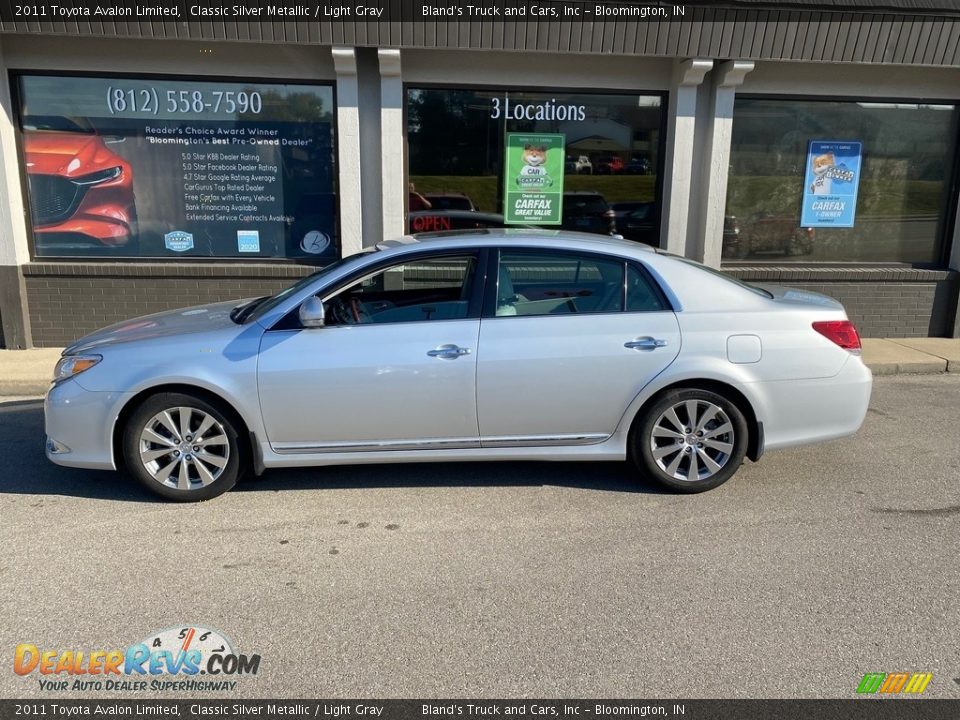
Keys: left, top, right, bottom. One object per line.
{"left": 856, "top": 672, "right": 932, "bottom": 694}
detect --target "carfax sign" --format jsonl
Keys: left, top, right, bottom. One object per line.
{"left": 504, "top": 133, "right": 565, "bottom": 225}
{"left": 800, "top": 140, "right": 863, "bottom": 228}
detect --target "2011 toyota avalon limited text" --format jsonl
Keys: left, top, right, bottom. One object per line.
{"left": 44, "top": 230, "right": 873, "bottom": 501}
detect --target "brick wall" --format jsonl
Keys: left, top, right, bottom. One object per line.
{"left": 20, "top": 262, "right": 960, "bottom": 346}
{"left": 725, "top": 267, "right": 959, "bottom": 338}
{"left": 24, "top": 263, "right": 314, "bottom": 347}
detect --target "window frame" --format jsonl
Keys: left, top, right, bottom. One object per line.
{"left": 403, "top": 83, "right": 669, "bottom": 242}
{"left": 725, "top": 92, "right": 960, "bottom": 269}
{"left": 11, "top": 69, "right": 339, "bottom": 264}
{"left": 269, "top": 246, "right": 490, "bottom": 331}
{"left": 481, "top": 246, "right": 672, "bottom": 319}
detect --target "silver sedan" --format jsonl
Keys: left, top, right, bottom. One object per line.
{"left": 45, "top": 231, "right": 872, "bottom": 501}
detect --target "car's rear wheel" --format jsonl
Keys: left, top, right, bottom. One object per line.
{"left": 632, "top": 388, "right": 748, "bottom": 493}
{"left": 122, "top": 392, "right": 240, "bottom": 501}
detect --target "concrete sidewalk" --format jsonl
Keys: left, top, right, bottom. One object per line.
{"left": 0, "top": 339, "right": 957, "bottom": 396}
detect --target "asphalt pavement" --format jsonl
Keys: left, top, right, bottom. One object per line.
{"left": 1, "top": 374, "right": 958, "bottom": 699}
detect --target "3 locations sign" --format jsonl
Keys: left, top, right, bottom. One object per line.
{"left": 17, "top": 75, "right": 337, "bottom": 259}
{"left": 504, "top": 133, "right": 565, "bottom": 225}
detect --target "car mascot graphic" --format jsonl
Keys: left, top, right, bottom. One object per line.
{"left": 516, "top": 144, "right": 554, "bottom": 189}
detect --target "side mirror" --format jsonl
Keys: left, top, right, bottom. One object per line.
{"left": 298, "top": 297, "right": 326, "bottom": 328}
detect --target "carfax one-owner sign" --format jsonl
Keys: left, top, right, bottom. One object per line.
{"left": 504, "top": 133, "right": 565, "bottom": 225}
{"left": 800, "top": 140, "right": 863, "bottom": 228}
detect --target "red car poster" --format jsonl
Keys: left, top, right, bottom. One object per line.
{"left": 18, "top": 75, "right": 337, "bottom": 260}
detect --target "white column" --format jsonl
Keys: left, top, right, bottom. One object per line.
{"left": 662, "top": 58, "right": 712, "bottom": 257}
{"left": 332, "top": 47, "right": 363, "bottom": 257}
{"left": 378, "top": 49, "right": 405, "bottom": 242}
{"left": 700, "top": 60, "right": 754, "bottom": 268}
{"left": 949, "top": 199, "right": 960, "bottom": 337}
{"left": 950, "top": 202, "right": 960, "bottom": 272}
{"left": 0, "top": 38, "right": 33, "bottom": 347}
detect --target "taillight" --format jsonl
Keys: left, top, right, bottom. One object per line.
{"left": 813, "top": 320, "right": 862, "bottom": 353}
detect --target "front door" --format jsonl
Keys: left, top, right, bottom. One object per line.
{"left": 258, "top": 252, "right": 484, "bottom": 452}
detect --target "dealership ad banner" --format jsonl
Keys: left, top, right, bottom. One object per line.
{"left": 800, "top": 140, "right": 862, "bottom": 228}
{"left": 504, "top": 133, "right": 565, "bottom": 225}
{"left": 18, "top": 75, "right": 337, "bottom": 259}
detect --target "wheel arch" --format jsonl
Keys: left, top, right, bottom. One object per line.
{"left": 111, "top": 383, "right": 253, "bottom": 471}
{"left": 627, "top": 378, "right": 763, "bottom": 463}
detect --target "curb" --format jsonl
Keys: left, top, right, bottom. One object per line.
{"left": 860, "top": 339, "right": 957, "bottom": 377}
{"left": 0, "top": 381, "right": 51, "bottom": 396}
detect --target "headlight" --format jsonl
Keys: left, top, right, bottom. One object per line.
{"left": 72, "top": 166, "right": 122, "bottom": 186}
{"left": 53, "top": 354, "right": 102, "bottom": 384}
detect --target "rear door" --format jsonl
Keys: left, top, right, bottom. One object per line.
{"left": 475, "top": 248, "right": 680, "bottom": 446}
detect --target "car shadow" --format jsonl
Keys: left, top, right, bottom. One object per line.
{"left": 236, "top": 460, "right": 667, "bottom": 496}
{"left": 2, "top": 398, "right": 668, "bottom": 502}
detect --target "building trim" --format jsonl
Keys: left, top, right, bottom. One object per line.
{"left": 3, "top": 10, "right": 960, "bottom": 67}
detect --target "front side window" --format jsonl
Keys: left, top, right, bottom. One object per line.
{"left": 325, "top": 255, "right": 477, "bottom": 326}
{"left": 18, "top": 75, "right": 337, "bottom": 260}
{"left": 496, "top": 251, "right": 625, "bottom": 316}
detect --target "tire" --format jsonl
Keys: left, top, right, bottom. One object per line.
{"left": 631, "top": 388, "right": 749, "bottom": 493}
{"left": 122, "top": 392, "right": 241, "bottom": 501}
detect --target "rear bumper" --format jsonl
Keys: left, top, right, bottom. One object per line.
{"left": 758, "top": 355, "right": 873, "bottom": 452}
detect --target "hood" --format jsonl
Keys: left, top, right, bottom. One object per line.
{"left": 23, "top": 131, "right": 117, "bottom": 177}
{"left": 754, "top": 284, "right": 845, "bottom": 311}
{"left": 65, "top": 299, "right": 254, "bottom": 354}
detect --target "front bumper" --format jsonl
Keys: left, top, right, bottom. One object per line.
{"left": 44, "top": 378, "right": 133, "bottom": 470}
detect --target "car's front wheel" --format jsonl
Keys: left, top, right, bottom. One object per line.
{"left": 122, "top": 392, "right": 241, "bottom": 501}
{"left": 632, "top": 388, "right": 749, "bottom": 493}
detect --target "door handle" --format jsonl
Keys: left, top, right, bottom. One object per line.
{"left": 625, "top": 337, "right": 668, "bottom": 351}
{"left": 427, "top": 344, "right": 471, "bottom": 359}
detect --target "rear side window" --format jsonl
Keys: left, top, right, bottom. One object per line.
{"left": 626, "top": 265, "right": 665, "bottom": 312}
{"left": 496, "top": 251, "right": 624, "bottom": 316}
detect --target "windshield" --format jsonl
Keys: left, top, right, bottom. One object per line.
{"left": 23, "top": 115, "right": 95, "bottom": 133}
{"left": 669, "top": 255, "right": 774, "bottom": 299}
{"left": 564, "top": 196, "right": 609, "bottom": 216}
{"left": 238, "top": 250, "right": 378, "bottom": 324}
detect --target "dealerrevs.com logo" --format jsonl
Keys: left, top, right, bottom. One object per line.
{"left": 13, "top": 626, "right": 260, "bottom": 693}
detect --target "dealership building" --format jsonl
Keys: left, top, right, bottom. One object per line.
{"left": 1, "top": 0, "right": 959, "bottom": 348}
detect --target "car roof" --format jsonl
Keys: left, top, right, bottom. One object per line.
{"left": 377, "top": 229, "right": 655, "bottom": 258}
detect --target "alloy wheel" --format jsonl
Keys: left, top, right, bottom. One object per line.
{"left": 649, "top": 399, "right": 735, "bottom": 482}
{"left": 138, "top": 406, "right": 230, "bottom": 490}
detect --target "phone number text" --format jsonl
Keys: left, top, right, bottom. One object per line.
{"left": 107, "top": 87, "right": 264, "bottom": 116}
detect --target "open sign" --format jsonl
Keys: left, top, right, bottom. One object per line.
{"left": 410, "top": 215, "right": 452, "bottom": 232}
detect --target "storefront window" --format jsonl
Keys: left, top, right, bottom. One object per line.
{"left": 725, "top": 97, "right": 958, "bottom": 264}
{"left": 18, "top": 75, "right": 337, "bottom": 260}
{"left": 406, "top": 88, "right": 663, "bottom": 245}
